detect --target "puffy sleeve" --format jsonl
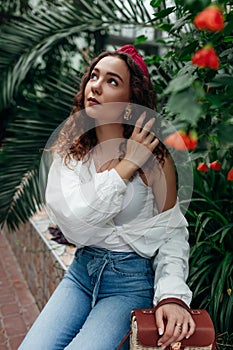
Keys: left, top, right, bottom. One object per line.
{"left": 45, "top": 154, "right": 127, "bottom": 244}
{"left": 151, "top": 205, "right": 192, "bottom": 307}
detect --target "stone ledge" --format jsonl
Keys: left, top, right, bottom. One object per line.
{"left": 5, "top": 209, "right": 75, "bottom": 311}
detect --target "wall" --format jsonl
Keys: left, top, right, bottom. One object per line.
{"left": 5, "top": 210, "right": 75, "bottom": 310}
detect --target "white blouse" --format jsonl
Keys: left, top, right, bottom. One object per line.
{"left": 45, "top": 153, "right": 192, "bottom": 307}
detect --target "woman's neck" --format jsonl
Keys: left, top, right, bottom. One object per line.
{"left": 95, "top": 123, "right": 124, "bottom": 143}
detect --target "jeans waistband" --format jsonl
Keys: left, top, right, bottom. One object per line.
{"left": 78, "top": 245, "right": 144, "bottom": 261}
{"left": 75, "top": 246, "right": 151, "bottom": 308}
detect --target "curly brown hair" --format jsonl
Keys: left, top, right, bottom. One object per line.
{"left": 54, "top": 50, "right": 167, "bottom": 164}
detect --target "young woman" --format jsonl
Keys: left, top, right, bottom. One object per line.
{"left": 19, "top": 45, "right": 195, "bottom": 350}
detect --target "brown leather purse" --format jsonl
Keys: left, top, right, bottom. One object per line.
{"left": 118, "top": 298, "right": 216, "bottom": 350}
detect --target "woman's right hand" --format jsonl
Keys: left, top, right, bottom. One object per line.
{"left": 125, "top": 112, "right": 159, "bottom": 169}
{"left": 114, "top": 112, "right": 159, "bottom": 181}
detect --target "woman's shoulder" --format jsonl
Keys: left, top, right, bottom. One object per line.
{"left": 145, "top": 155, "right": 177, "bottom": 212}
{"left": 51, "top": 152, "right": 84, "bottom": 170}
{"left": 141, "top": 155, "right": 173, "bottom": 185}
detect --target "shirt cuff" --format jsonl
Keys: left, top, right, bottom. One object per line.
{"left": 109, "top": 168, "right": 127, "bottom": 193}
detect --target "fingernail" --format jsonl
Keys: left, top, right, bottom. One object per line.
{"left": 157, "top": 342, "right": 163, "bottom": 346}
{"left": 186, "top": 335, "right": 190, "bottom": 339}
{"left": 158, "top": 328, "right": 163, "bottom": 335}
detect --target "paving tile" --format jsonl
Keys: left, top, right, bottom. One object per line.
{"left": 0, "top": 303, "right": 20, "bottom": 317}
{"left": 0, "top": 232, "right": 39, "bottom": 350}
{"left": 15, "top": 288, "right": 36, "bottom": 307}
{"left": 9, "top": 335, "right": 25, "bottom": 350}
{"left": 0, "top": 327, "right": 7, "bottom": 345}
{"left": 0, "top": 343, "right": 8, "bottom": 350}
{"left": 3, "top": 315, "right": 27, "bottom": 336}
{"left": 21, "top": 304, "right": 39, "bottom": 326}
{"left": 0, "top": 293, "right": 16, "bottom": 304}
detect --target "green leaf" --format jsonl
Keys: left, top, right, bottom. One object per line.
{"left": 182, "top": 0, "right": 211, "bottom": 13}
{"left": 134, "top": 35, "right": 148, "bottom": 45}
{"left": 164, "top": 75, "right": 196, "bottom": 94}
{"left": 216, "top": 123, "right": 233, "bottom": 145}
{"left": 170, "top": 13, "right": 192, "bottom": 33}
{"left": 150, "top": 0, "right": 163, "bottom": 7}
{"left": 223, "top": 36, "right": 233, "bottom": 43}
{"left": 153, "top": 7, "right": 175, "bottom": 20}
{"left": 209, "top": 74, "right": 233, "bottom": 87}
{"left": 156, "top": 22, "right": 173, "bottom": 32}
{"left": 166, "top": 88, "right": 203, "bottom": 124}
{"left": 205, "top": 94, "right": 225, "bottom": 108}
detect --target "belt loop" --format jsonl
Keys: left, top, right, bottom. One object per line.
{"left": 91, "top": 257, "right": 108, "bottom": 308}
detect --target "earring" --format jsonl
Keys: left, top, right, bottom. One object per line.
{"left": 124, "top": 105, "right": 132, "bottom": 120}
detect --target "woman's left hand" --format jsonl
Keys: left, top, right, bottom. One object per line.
{"left": 155, "top": 303, "right": 196, "bottom": 348}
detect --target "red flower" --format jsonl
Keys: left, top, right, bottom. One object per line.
{"left": 227, "top": 168, "right": 233, "bottom": 181}
{"left": 197, "top": 162, "right": 209, "bottom": 172}
{"left": 164, "top": 130, "right": 197, "bottom": 151}
{"left": 209, "top": 161, "right": 221, "bottom": 170}
{"left": 185, "top": 130, "right": 198, "bottom": 150}
{"left": 193, "top": 5, "right": 224, "bottom": 32}
{"left": 192, "top": 46, "right": 220, "bottom": 70}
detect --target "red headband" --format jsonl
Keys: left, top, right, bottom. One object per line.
{"left": 116, "top": 44, "right": 149, "bottom": 78}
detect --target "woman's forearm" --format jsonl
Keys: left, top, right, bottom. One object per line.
{"left": 114, "top": 158, "right": 139, "bottom": 181}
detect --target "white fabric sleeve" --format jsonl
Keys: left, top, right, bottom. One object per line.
{"left": 152, "top": 226, "right": 192, "bottom": 307}
{"left": 45, "top": 156, "right": 127, "bottom": 230}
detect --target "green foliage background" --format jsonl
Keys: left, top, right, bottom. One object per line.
{"left": 0, "top": 0, "right": 232, "bottom": 346}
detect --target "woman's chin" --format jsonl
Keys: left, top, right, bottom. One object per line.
{"left": 85, "top": 104, "right": 102, "bottom": 119}
{"left": 85, "top": 104, "right": 124, "bottom": 124}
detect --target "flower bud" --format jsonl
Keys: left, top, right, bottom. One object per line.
{"left": 193, "top": 5, "right": 224, "bottom": 32}
{"left": 164, "top": 130, "right": 197, "bottom": 151}
{"left": 227, "top": 168, "right": 233, "bottom": 181}
{"left": 192, "top": 46, "right": 219, "bottom": 70}
{"left": 197, "top": 162, "right": 209, "bottom": 172}
{"left": 209, "top": 161, "right": 221, "bottom": 171}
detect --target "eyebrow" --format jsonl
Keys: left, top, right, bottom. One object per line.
{"left": 92, "top": 67, "right": 124, "bottom": 83}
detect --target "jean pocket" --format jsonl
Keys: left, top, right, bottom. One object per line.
{"left": 111, "top": 257, "right": 152, "bottom": 277}
{"left": 74, "top": 247, "right": 85, "bottom": 259}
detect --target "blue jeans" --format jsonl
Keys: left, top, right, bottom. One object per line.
{"left": 19, "top": 246, "right": 154, "bottom": 350}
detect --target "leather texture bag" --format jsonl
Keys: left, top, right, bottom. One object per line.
{"left": 118, "top": 298, "right": 216, "bottom": 350}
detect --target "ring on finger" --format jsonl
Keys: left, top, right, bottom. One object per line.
{"left": 175, "top": 323, "right": 182, "bottom": 327}
{"left": 171, "top": 342, "right": 181, "bottom": 350}
{"left": 175, "top": 323, "right": 182, "bottom": 333}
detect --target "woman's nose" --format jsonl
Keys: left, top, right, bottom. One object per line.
{"left": 91, "top": 79, "right": 102, "bottom": 95}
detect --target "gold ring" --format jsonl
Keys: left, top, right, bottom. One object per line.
{"left": 171, "top": 342, "right": 181, "bottom": 350}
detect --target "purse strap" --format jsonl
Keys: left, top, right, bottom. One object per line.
{"left": 117, "top": 298, "right": 190, "bottom": 350}
{"left": 156, "top": 298, "right": 190, "bottom": 313}
{"left": 117, "top": 330, "right": 132, "bottom": 350}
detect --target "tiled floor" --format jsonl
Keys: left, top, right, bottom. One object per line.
{"left": 0, "top": 231, "right": 40, "bottom": 350}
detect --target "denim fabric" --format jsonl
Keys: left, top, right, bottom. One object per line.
{"left": 19, "top": 246, "right": 154, "bottom": 350}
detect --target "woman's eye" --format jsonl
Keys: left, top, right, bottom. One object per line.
{"left": 90, "top": 73, "right": 97, "bottom": 80}
{"left": 109, "top": 78, "right": 118, "bottom": 86}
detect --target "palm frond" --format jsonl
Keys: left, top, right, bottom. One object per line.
{"left": 0, "top": 119, "right": 47, "bottom": 230}
{"left": 0, "top": 67, "right": 79, "bottom": 230}
{"left": 0, "top": 0, "right": 153, "bottom": 110}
